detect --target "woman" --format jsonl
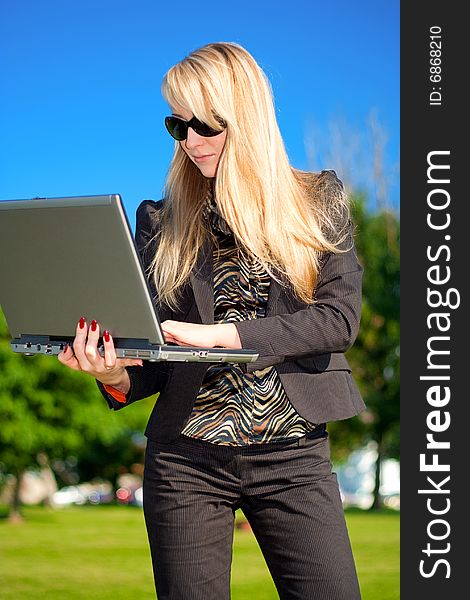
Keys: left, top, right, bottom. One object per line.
{"left": 59, "top": 42, "right": 365, "bottom": 600}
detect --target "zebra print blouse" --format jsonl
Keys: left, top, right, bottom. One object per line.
{"left": 180, "top": 192, "right": 318, "bottom": 446}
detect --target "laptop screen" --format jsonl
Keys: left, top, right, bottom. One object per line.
{"left": 0, "top": 195, "right": 164, "bottom": 344}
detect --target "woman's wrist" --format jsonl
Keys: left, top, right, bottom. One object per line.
{"left": 99, "top": 369, "right": 131, "bottom": 395}
{"left": 214, "top": 323, "right": 242, "bottom": 349}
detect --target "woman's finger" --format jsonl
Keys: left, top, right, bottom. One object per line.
{"left": 161, "top": 320, "right": 186, "bottom": 343}
{"left": 162, "top": 332, "right": 179, "bottom": 344}
{"left": 58, "top": 343, "right": 81, "bottom": 371}
{"left": 117, "top": 358, "right": 144, "bottom": 368}
{"left": 102, "top": 329, "right": 117, "bottom": 369}
{"left": 84, "top": 319, "right": 101, "bottom": 365}
{"left": 100, "top": 330, "right": 143, "bottom": 370}
{"left": 73, "top": 317, "right": 94, "bottom": 371}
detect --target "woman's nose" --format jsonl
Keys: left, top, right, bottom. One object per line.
{"left": 184, "top": 127, "right": 204, "bottom": 149}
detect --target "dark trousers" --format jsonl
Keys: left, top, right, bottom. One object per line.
{"left": 143, "top": 431, "right": 361, "bottom": 600}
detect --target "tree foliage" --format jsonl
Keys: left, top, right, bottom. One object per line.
{"left": 351, "top": 196, "right": 400, "bottom": 453}
{"left": 329, "top": 195, "right": 400, "bottom": 507}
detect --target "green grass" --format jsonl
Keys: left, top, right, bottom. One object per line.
{"left": 0, "top": 505, "right": 398, "bottom": 599}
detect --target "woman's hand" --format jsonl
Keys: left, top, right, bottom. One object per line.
{"left": 57, "top": 317, "right": 143, "bottom": 394}
{"left": 161, "top": 320, "right": 242, "bottom": 349}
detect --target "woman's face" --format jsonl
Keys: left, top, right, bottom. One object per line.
{"left": 172, "top": 105, "right": 227, "bottom": 178}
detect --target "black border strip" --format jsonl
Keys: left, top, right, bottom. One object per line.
{"left": 401, "top": 3, "right": 465, "bottom": 597}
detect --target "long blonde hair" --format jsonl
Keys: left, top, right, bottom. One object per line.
{"left": 150, "top": 42, "right": 350, "bottom": 311}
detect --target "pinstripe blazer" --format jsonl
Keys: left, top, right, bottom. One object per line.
{"left": 99, "top": 175, "right": 366, "bottom": 443}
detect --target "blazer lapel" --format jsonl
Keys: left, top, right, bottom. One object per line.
{"left": 189, "top": 238, "right": 214, "bottom": 324}
{"left": 266, "top": 275, "right": 282, "bottom": 316}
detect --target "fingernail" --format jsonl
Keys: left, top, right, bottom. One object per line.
{"left": 103, "top": 330, "right": 110, "bottom": 342}
{"left": 79, "top": 317, "right": 86, "bottom": 329}
{"left": 63, "top": 343, "right": 68, "bottom": 353}
{"left": 91, "top": 319, "right": 97, "bottom": 332}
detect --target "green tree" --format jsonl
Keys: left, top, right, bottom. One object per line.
{"left": 0, "top": 310, "right": 150, "bottom": 520}
{"left": 330, "top": 196, "right": 400, "bottom": 508}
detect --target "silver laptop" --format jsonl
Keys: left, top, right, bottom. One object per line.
{"left": 0, "top": 194, "right": 259, "bottom": 364}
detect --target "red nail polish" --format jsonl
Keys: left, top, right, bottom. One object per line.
{"left": 79, "top": 317, "right": 86, "bottom": 329}
{"left": 91, "top": 319, "right": 97, "bottom": 332}
{"left": 103, "top": 330, "right": 110, "bottom": 342}
{"left": 63, "top": 343, "right": 68, "bottom": 353}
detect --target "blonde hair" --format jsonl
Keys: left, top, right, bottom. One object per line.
{"left": 150, "top": 42, "right": 350, "bottom": 311}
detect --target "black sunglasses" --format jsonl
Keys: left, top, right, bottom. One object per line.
{"left": 165, "top": 115, "right": 226, "bottom": 141}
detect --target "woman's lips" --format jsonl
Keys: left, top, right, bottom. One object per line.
{"left": 192, "top": 154, "right": 215, "bottom": 163}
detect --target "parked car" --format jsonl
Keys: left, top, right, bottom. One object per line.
{"left": 52, "top": 481, "right": 114, "bottom": 506}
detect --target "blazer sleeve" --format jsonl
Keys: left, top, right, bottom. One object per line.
{"left": 97, "top": 199, "right": 171, "bottom": 410}
{"left": 234, "top": 223, "right": 363, "bottom": 373}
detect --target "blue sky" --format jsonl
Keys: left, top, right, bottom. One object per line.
{"left": 0, "top": 0, "right": 399, "bottom": 231}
